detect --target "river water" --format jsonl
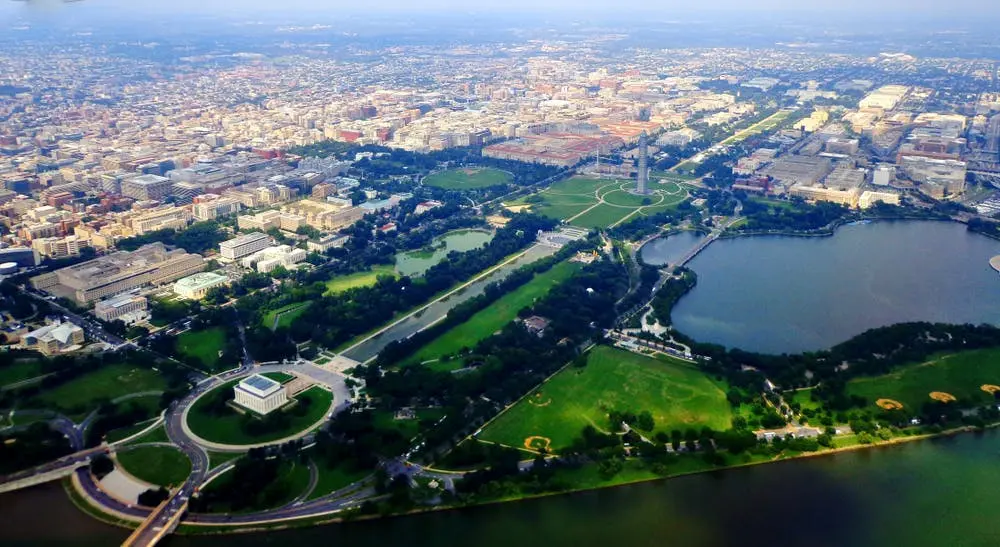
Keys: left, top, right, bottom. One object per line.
{"left": 642, "top": 221, "right": 1000, "bottom": 354}
{"left": 5, "top": 430, "right": 1000, "bottom": 547}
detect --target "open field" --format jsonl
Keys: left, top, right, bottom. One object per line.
{"left": 847, "top": 348, "right": 1000, "bottom": 411}
{"left": 718, "top": 110, "right": 794, "bottom": 146}
{"left": 324, "top": 265, "right": 397, "bottom": 295}
{"left": 308, "top": 461, "right": 370, "bottom": 500}
{"left": 33, "top": 363, "right": 166, "bottom": 416}
{"left": 407, "top": 261, "right": 582, "bottom": 367}
{"left": 423, "top": 167, "right": 512, "bottom": 190}
{"left": 187, "top": 384, "right": 332, "bottom": 446}
{"left": 479, "top": 345, "right": 732, "bottom": 452}
{"left": 116, "top": 445, "right": 192, "bottom": 487}
{"left": 262, "top": 302, "right": 312, "bottom": 330}
{"left": 0, "top": 360, "right": 43, "bottom": 387}
{"left": 202, "top": 460, "right": 312, "bottom": 513}
{"left": 507, "top": 176, "right": 687, "bottom": 228}
{"left": 176, "top": 327, "right": 226, "bottom": 369}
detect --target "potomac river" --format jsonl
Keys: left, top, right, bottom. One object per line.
{"left": 642, "top": 221, "right": 1000, "bottom": 354}
{"left": 3, "top": 430, "right": 1000, "bottom": 547}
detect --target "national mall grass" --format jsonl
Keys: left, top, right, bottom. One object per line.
{"left": 34, "top": 363, "right": 167, "bottom": 416}
{"left": 479, "top": 345, "right": 732, "bottom": 452}
{"left": 324, "top": 265, "right": 397, "bottom": 295}
{"left": 176, "top": 327, "right": 226, "bottom": 369}
{"left": 407, "top": 261, "right": 582, "bottom": 368}
{"left": 423, "top": 167, "right": 512, "bottom": 190}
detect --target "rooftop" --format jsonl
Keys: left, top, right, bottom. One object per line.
{"left": 174, "top": 271, "right": 228, "bottom": 290}
{"left": 237, "top": 374, "right": 281, "bottom": 398}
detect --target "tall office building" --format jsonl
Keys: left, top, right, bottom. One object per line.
{"left": 636, "top": 131, "right": 650, "bottom": 195}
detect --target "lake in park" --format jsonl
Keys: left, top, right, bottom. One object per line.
{"left": 641, "top": 221, "right": 1000, "bottom": 354}
{"left": 394, "top": 229, "right": 494, "bottom": 277}
{"left": 5, "top": 430, "right": 1000, "bottom": 547}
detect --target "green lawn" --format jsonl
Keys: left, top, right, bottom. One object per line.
{"left": 261, "top": 372, "right": 295, "bottom": 384}
{"left": 176, "top": 327, "right": 227, "bottom": 370}
{"left": 0, "top": 360, "right": 43, "bottom": 387}
{"left": 423, "top": 167, "right": 512, "bottom": 190}
{"left": 511, "top": 176, "right": 685, "bottom": 228}
{"left": 203, "top": 460, "right": 312, "bottom": 513}
{"left": 116, "top": 445, "right": 192, "bottom": 487}
{"left": 308, "top": 460, "right": 370, "bottom": 500}
{"left": 324, "top": 265, "right": 397, "bottom": 295}
{"left": 262, "top": 303, "right": 312, "bottom": 330}
{"left": 372, "top": 408, "right": 447, "bottom": 442}
{"left": 187, "top": 384, "right": 333, "bottom": 446}
{"left": 106, "top": 419, "right": 159, "bottom": 443}
{"left": 407, "top": 261, "right": 582, "bottom": 366}
{"left": 33, "top": 364, "right": 167, "bottom": 416}
{"left": 847, "top": 348, "right": 1000, "bottom": 411}
{"left": 479, "top": 346, "right": 733, "bottom": 452}
{"left": 208, "top": 451, "right": 243, "bottom": 469}
{"left": 789, "top": 388, "right": 823, "bottom": 411}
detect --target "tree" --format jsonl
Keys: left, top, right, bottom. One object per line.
{"left": 90, "top": 454, "right": 114, "bottom": 479}
{"left": 138, "top": 487, "right": 169, "bottom": 507}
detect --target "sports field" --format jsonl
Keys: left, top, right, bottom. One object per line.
{"left": 506, "top": 176, "right": 687, "bottom": 229}
{"left": 407, "top": 261, "right": 582, "bottom": 368}
{"left": 423, "top": 167, "right": 512, "bottom": 190}
{"left": 478, "top": 345, "right": 732, "bottom": 452}
{"left": 176, "top": 327, "right": 226, "bottom": 370}
{"left": 847, "top": 348, "right": 1000, "bottom": 411}
{"left": 325, "top": 265, "right": 397, "bottom": 295}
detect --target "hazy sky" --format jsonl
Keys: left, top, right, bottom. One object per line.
{"left": 2, "top": 0, "right": 995, "bottom": 15}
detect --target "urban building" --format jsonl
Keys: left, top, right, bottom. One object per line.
{"left": 219, "top": 232, "right": 272, "bottom": 261}
{"left": 121, "top": 174, "right": 174, "bottom": 201}
{"left": 280, "top": 200, "right": 364, "bottom": 231}
{"left": 873, "top": 164, "right": 896, "bottom": 186}
{"left": 306, "top": 234, "right": 349, "bottom": 253}
{"left": 29, "top": 242, "right": 206, "bottom": 304}
{"left": 127, "top": 205, "right": 192, "bottom": 235}
{"left": 898, "top": 156, "right": 967, "bottom": 198}
{"left": 858, "top": 190, "right": 901, "bottom": 209}
{"left": 94, "top": 293, "right": 149, "bottom": 324}
{"left": 21, "top": 321, "right": 85, "bottom": 355}
{"left": 240, "top": 245, "right": 307, "bottom": 273}
{"left": 173, "top": 271, "right": 229, "bottom": 299}
{"left": 31, "top": 234, "right": 88, "bottom": 258}
{"left": 192, "top": 195, "right": 243, "bottom": 221}
{"left": 0, "top": 247, "right": 41, "bottom": 267}
{"left": 237, "top": 210, "right": 306, "bottom": 232}
{"left": 233, "top": 375, "right": 288, "bottom": 415}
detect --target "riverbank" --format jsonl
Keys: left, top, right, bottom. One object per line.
{"left": 154, "top": 421, "right": 996, "bottom": 536}
{"left": 719, "top": 213, "right": 953, "bottom": 240}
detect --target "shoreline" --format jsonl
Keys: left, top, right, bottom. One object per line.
{"left": 114, "top": 422, "right": 993, "bottom": 536}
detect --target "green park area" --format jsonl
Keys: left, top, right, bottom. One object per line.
{"left": 507, "top": 176, "right": 687, "bottom": 229}
{"left": 186, "top": 382, "right": 333, "bottom": 446}
{"left": 33, "top": 363, "right": 167, "bottom": 418}
{"left": 846, "top": 348, "right": 1000, "bottom": 412}
{"left": 718, "top": 109, "right": 794, "bottom": 146}
{"left": 201, "top": 459, "right": 313, "bottom": 513}
{"left": 479, "top": 346, "right": 732, "bottom": 452}
{"left": 262, "top": 303, "right": 312, "bottom": 330}
{"left": 175, "top": 327, "right": 226, "bottom": 370}
{"left": 116, "top": 445, "right": 192, "bottom": 487}
{"left": 324, "top": 265, "right": 397, "bottom": 295}
{"left": 0, "top": 360, "right": 43, "bottom": 387}
{"left": 423, "top": 167, "right": 512, "bottom": 190}
{"left": 407, "top": 261, "right": 582, "bottom": 369}
{"left": 308, "top": 461, "right": 370, "bottom": 500}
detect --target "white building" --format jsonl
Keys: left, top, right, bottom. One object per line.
{"left": 240, "top": 245, "right": 307, "bottom": 273}
{"left": 233, "top": 375, "right": 288, "bottom": 415}
{"left": 873, "top": 164, "right": 895, "bottom": 186}
{"left": 219, "top": 232, "right": 272, "bottom": 260}
{"left": 173, "top": 271, "right": 229, "bottom": 299}
{"left": 94, "top": 293, "right": 148, "bottom": 324}
{"left": 192, "top": 195, "right": 243, "bottom": 221}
